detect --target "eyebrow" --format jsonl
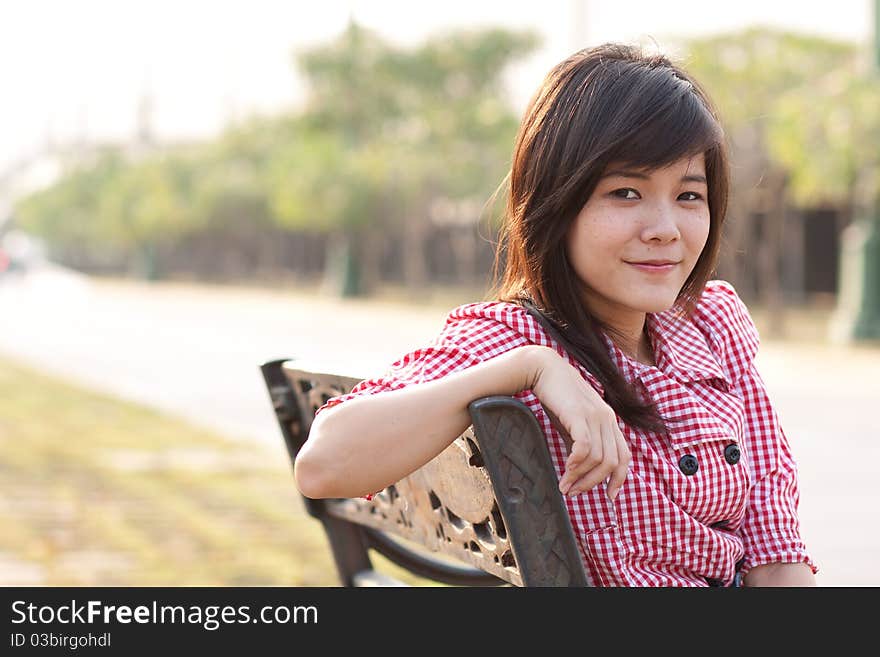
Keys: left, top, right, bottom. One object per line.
{"left": 601, "top": 169, "right": 708, "bottom": 184}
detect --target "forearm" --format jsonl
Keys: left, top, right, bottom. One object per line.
{"left": 743, "top": 562, "right": 816, "bottom": 587}
{"left": 294, "top": 345, "right": 550, "bottom": 499}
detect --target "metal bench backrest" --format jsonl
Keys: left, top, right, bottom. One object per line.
{"left": 261, "top": 358, "right": 589, "bottom": 587}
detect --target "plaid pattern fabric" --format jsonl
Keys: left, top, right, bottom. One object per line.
{"left": 316, "top": 280, "right": 817, "bottom": 586}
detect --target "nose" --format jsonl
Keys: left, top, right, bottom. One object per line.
{"left": 640, "top": 202, "right": 681, "bottom": 243}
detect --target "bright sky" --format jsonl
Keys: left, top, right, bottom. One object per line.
{"left": 1, "top": 0, "right": 873, "bottom": 173}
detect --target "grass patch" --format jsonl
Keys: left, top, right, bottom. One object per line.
{"left": 0, "top": 356, "right": 431, "bottom": 586}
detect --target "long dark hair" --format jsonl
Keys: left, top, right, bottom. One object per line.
{"left": 488, "top": 43, "right": 730, "bottom": 435}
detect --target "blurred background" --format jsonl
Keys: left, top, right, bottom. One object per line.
{"left": 1, "top": 0, "right": 878, "bottom": 586}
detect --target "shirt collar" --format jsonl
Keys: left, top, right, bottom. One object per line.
{"left": 603, "top": 306, "right": 729, "bottom": 388}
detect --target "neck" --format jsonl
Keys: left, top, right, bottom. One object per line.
{"left": 609, "top": 321, "right": 650, "bottom": 362}
{"left": 579, "top": 290, "right": 650, "bottom": 362}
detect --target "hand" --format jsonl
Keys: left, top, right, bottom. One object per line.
{"left": 526, "top": 346, "right": 631, "bottom": 501}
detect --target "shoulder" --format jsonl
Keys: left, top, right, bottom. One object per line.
{"left": 692, "top": 280, "right": 759, "bottom": 348}
{"left": 437, "top": 300, "right": 557, "bottom": 355}
{"left": 442, "top": 300, "right": 604, "bottom": 394}
{"left": 689, "top": 279, "right": 760, "bottom": 379}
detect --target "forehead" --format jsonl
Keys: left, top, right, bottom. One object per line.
{"left": 601, "top": 153, "right": 707, "bottom": 179}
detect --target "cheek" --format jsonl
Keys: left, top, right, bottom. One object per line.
{"left": 566, "top": 217, "right": 616, "bottom": 274}
{"left": 684, "top": 212, "right": 711, "bottom": 256}
{"left": 571, "top": 211, "right": 630, "bottom": 250}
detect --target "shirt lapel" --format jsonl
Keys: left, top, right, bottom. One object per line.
{"left": 646, "top": 307, "right": 730, "bottom": 389}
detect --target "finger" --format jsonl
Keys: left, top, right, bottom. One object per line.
{"left": 570, "top": 423, "right": 617, "bottom": 497}
{"left": 558, "top": 421, "right": 591, "bottom": 487}
{"left": 544, "top": 406, "right": 573, "bottom": 453}
{"left": 606, "top": 438, "right": 630, "bottom": 501}
{"left": 560, "top": 452, "right": 596, "bottom": 494}
{"left": 566, "top": 462, "right": 614, "bottom": 496}
{"left": 568, "top": 414, "right": 604, "bottom": 465}
{"left": 598, "top": 422, "right": 620, "bottom": 501}
{"left": 566, "top": 433, "right": 593, "bottom": 468}
{"left": 562, "top": 430, "right": 602, "bottom": 492}
{"left": 559, "top": 451, "right": 589, "bottom": 493}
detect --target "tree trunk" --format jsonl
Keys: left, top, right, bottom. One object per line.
{"left": 402, "top": 192, "right": 429, "bottom": 298}
{"left": 130, "top": 242, "right": 159, "bottom": 281}
{"left": 758, "top": 171, "right": 788, "bottom": 338}
{"left": 322, "top": 230, "right": 362, "bottom": 297}
{"left": 450, "top": 223, "right": 480, "bottom": 287}
{"left": 356, "top": 224, "right": 382, "bottom": 296}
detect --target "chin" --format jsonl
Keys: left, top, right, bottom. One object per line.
{"left": 631, "top": 293, "right": 679, "bottom": 314}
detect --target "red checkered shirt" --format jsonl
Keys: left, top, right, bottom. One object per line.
{"left": 316, "top": 280, "right": 818, "bottom": 586}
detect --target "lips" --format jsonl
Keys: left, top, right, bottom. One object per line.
{"left": 625, "top": 260, "right": 680, "bottom": 274}
{"left": 625, "top": 260, "right": 681, "bottom": 266}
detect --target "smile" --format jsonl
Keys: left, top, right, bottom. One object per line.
{"left": 625, "top": 261, "right": 680, "bottom": 273}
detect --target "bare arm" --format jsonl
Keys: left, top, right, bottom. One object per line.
{"left": 296, "top": 342, "right": 630, "bottom": 502}
{"left": 294, "top": 345, "right": 546, "bottom": 499}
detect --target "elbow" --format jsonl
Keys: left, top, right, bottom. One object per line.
{"left": 293, "top": 446, "right": 334, "bottom": 499}
{"left": 293, "top": 420, "right": 339, "bottom": 499}
{"left": 293, "top": 407, "right": 379, "bottom": 499}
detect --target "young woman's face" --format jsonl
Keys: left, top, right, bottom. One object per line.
{"left": 566, "top": 154, "right": 711, "bottom": 325}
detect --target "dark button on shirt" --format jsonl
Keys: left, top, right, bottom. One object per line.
{"left": 678, "top": 454, "right": 699, "bottom": 476}
{"left": 724, "top": 444, "right": 741, "bottom": 465}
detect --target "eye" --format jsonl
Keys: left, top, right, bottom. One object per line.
{"left": 678, "top": 191, "right": 704, "bottom": 201}
{"left": 611, "top": 188, "right": 640, "bottom": 200}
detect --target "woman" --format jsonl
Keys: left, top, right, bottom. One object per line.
{"left": 294, "top": 43, "right": 818, "bottom": 587}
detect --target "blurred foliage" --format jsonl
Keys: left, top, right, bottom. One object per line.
{"left": 13, "top": 24, "right": 880, "bottom": 287}
{"left": 14, "top": 22, "right": 538, "bottom": 286}
{"left": 769, "top": 71, "right": 880, "bottom": 209}
{"left": 682, "top": 27, "right": 880, "bottom": 208}
{"left": 17, "top": 146, "right": 205, "bottom": 276}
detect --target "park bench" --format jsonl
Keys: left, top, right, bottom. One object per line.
{"left": 260, "top": 358, "right": 590, "bottom": 587}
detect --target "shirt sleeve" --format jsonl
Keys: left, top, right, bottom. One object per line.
{"left": 735, "top": 361, "right": 819, "bottom": 577}
{"left": 313, "top": 342, "right": 483, "bottom": 417}
{"left": 309, "top": 308, "right": 535, "bottom": 500}
{"left": 313, "top": 313, "right": 530, "bottom": 417}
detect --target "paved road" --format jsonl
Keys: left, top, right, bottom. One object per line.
{"left": 2, "top": 265, "right": 878, "bottom": 585}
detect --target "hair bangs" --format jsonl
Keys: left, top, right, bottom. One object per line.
{"left": 610, "top": 81, "right": 724, "bottom": 173}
